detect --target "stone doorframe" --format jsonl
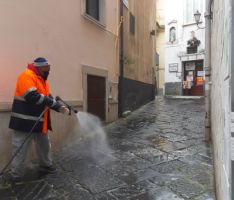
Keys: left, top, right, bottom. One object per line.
{"left": 82, "top": 65, "right": 108, "bottom": 122}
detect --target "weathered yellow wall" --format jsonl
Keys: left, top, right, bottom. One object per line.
{"left": 123, "top": 0, "right": 156, "bottom": 84}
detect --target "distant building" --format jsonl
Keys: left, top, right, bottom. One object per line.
{"left": 165, "top": 0, "right": 205, "bottom": 96}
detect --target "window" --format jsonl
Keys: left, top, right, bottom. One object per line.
{"left": 169, "top": 27, "right": 176, "bottom": 43}
{"left": 129, "top": 12, "right": 135, "bottom": 35}
{"left": 184, "top": 0, "right": 203, "bottom": 24}
{"left": 156, "top": 52, "right": 160, "bottom": 66}
{"left": 86, "top": 0, "right": 99, "bottom": 21}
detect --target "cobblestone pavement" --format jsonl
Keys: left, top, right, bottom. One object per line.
{"left": 0, "top": 97, "right": 215, "bottom": 200}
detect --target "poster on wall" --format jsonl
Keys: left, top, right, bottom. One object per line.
{"left": 185, "top": 62, "right": 195, "bottom": 71}
{"left": 169, "top": 63, "right": 178, "bottom": 72}
{"left": 197, "top": 71, "right": 204, "bottom": 76}
{"left": 186, "top": 75, "right": 193, "bottom": 81}
{"left": 188, "top": 71, "right": 193, "bottom": 76}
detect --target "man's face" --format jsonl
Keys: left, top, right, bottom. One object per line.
{"left": 40, "top": 65, "right": 50, "bottom": 72}
{"left": 37, "top": 65, "right": 50, "bottom": 80}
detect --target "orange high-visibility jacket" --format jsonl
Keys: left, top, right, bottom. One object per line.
{"left": 9, "top": 66, "right": 61, "bottom": 134}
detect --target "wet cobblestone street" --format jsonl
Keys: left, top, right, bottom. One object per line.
{"left": 0, "top": 97, "right": 215, "bottom": 200}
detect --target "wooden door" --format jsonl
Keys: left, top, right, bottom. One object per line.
{"left": 87, "top": 75, "right": 106, "bottom": 120}
{"left": 184, "top": 60, "right": 204, "bottom": 96}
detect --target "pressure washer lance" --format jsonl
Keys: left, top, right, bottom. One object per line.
{"left": 55, "top": 96, "right": 78, "bottom": 115}
{"left": 0, "top": 107, "right": 49, "bottom": 183}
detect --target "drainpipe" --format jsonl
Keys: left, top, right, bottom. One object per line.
{"left": 118, "top": 0, "right": 124, "bottom": 116}
{"left": 204, "top": 0, "right": 212, "bottom": 141}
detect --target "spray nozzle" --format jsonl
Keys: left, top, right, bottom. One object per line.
{"left": 55, "top": 96, "right": 78, "bottom": 114}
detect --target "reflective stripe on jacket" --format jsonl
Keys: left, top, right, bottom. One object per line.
{"left": 9, "top": 67, "right": 59, "bottom": 134}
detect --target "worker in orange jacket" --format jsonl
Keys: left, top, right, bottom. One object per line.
{"left": 9, "top": 57, "right": 69, "bottom": 183}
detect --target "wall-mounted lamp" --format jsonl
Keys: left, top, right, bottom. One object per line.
{"left": 194, "top": 10, "right": 201, "bottom": 24}
{"left": 150, "top": 30, "right": 156, "bottom": 36}
{"left": 194, "top": 10, "right": 205, "bottom": 29}
{"left": 194, "top": 0, "right": 213, "bottom": 30}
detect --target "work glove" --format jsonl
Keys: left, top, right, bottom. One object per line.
{"left": 59, "top": 106, "right": 70, "bottom": 115}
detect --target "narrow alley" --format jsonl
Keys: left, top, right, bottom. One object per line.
{"left": 0, "top": 97, "right": 215, "bottom": 200}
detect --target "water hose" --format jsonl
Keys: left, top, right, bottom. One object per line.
{"left": 0, "top": 107, "right": 49, "bottom": 182}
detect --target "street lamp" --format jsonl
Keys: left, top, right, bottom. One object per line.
{"left": 194, "top": 10, "right": 201, "bottom": 24}
{"left": 194, "top": 10, "right": 205, "bottom": 29}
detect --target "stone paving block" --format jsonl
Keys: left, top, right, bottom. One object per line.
{"left": 148, "top": 188, "right": 184, "bottom": 200}
{"left": 0, "top": 188, "right": 15, "bottom": 199}
{"left": 149, "top": 172, "right": 184, "bottom": 186}
{"left": 95, "top": 192, "right": 119, "bottom": 200}
{"left": 149, "top": 135, "right": 189, "bottom": 153}
{"left": 68, "top": 160, "right": 126, "bottom": 194}
{"left": 12, "top": 181, "right": 47, "bottom": 200}
{"left": 131, "top": 147, "right": 172, "bottom": 164}
{"left": 111, "top": 152, "right": 153, "bottom": 170}
{"left": 150, "top": 159, "right": 186, "bottom": 174}
{"left": 65, "top": 184, "right": 94, "bottom": 200}
{"left": 177, "top": 138, "right": 205, "bottom": 146}
{"left": 46, "top": 173, "right": 79, "bottom": 196}
{"left": 179, "top": 154, "right": 213, "bottom": 167}
{"left": 118, "top": 168, "right": 160, "bottom": 185}
{"left": 108, "top": 139, "right": 146, "bottom": 153}
{"left": 161, "top": 133, "right": 189, "bottom": 142}
{"left": 191, "top": 171, "right": 214, "bottom": 190}
{"left": 29, "top": 183, "right": 57, "bottom": 200}
{"left": 167, "top": 178, "right": 204, "bottom": 199}
{"left": 179, "top": 162, "right": 213, "bottom": 178}
{"left": 194, "top": 191, "right": 216, "bottom": 200}
{"left": 169, "top": 147, "right": 198, "bottom": 160}
{"left": 109, "top": 180, "right": 159, "bottom": 199}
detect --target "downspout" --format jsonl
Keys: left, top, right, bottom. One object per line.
{"left": 118, "top": 0, "right": 124, "bottom": 116}
{"left": 204, "top": 0, "right": 212, "bottom": 141}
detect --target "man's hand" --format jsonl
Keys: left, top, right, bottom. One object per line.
{"left": 59, "top": 106, "right": 70, "bottom": 115}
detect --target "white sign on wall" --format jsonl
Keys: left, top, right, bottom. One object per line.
{"left": 197, "top": 71, "right": 204, "bottom": 76}
{"left": 169, "top": 63, "right": 178, "bottom": 72}
{"left": 185, "top": 62, "right": 195, "bottom": 71}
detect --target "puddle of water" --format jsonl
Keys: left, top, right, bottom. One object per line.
{"left": 76, "top": 112, "right": 112, "bottom": 164}
{"left": 149, "top": 136, "right": 168, "bottom": 146}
